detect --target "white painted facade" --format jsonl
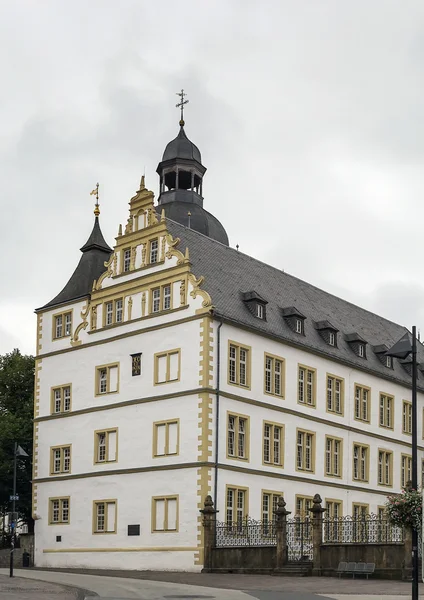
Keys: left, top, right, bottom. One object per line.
{"left": 34, "top": 181, "right": 423, "bottom": 572}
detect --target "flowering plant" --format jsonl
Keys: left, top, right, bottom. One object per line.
{"left": 385, "top": 487, "right": 422, "bottom": 529}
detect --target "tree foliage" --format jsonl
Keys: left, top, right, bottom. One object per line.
{"left": 0, "top": 349, "right": 35, "bottom": 532}
{"left": 385, "top": 487, "right": 422, "bottom": 529}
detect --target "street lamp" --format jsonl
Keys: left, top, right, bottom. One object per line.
{"left": 386, "top": 326, "right": 418, "bottom": 600}
{"left": 9, "top": 443, "right": 29, "bottom": 578}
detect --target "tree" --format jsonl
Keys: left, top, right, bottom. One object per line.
{"left": 0, "top": 349, "right": 35, "bottom": 534}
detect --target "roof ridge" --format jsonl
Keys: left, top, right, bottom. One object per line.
{"left": 165, "top": 217, "right": 410, "bottom": 335}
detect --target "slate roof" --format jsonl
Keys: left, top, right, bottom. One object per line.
{"left": 166, "top": 218, "right": 424, "bottom": 389}
{"left": 162, "top": 126, "right": 202, "bottom": 163}
{"left": 39, "top": 217, "right": 112, "bottom": 311}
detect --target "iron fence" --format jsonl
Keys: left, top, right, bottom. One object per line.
{"left": 323, "top": 514, "right": 403, "bottom": 544}
{"left": 215, "top": 518, "right": 276, "bottom": 547}
{"left": 286, "top": 517, "right": 313, "bottom": 561}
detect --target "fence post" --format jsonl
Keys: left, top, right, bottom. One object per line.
{"left": 403, "top": 527, "right": 413, "bottom": 581}
{"left": 200, "top": 495, "right": 218, "bottom": 573}
{"left": 274, "top": 496, "right": 290, "bottom": 570}
{"left": 309, "top": 493, "right": 326, "bottom": 576}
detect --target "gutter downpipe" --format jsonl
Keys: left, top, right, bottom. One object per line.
{"left": 214, "top": 319, "right": 223, "bottom": 512}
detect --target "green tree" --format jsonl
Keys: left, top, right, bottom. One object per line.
{"left": 0, "top": 349, "right": 35, "bottom": 534}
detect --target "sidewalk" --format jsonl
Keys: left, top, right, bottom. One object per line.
{"left": 0, "top": 574, "right": 81, "bottom": 600}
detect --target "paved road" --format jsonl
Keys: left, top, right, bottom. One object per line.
{"left": 0, "top": 574, "right": 79, "bottom": 600}
{"left": 1, "top": 569, "right": 423, "bottom": 600}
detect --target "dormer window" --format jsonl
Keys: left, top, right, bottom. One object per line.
{"left": 373, "top": 344, "right": 393, "bottom": 369}
{"left": 386, "top": 356, "right": 392, "bottom": 368}
{"left": 315, "top": 320, "right": 338, "bottom": 347}
{"left": 281, "top": 307, "right": 306, "bottom": 335}
{"left": 242, "top": 291, "right": 268, "bottom": 321}
{"left": 345, "top": 333, "right": 367, "bottom": 359}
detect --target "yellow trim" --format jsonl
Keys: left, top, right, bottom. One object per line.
{"left": 153, "top": 420, "right": 180, "bottom": 457}
{"left": 52, "top": 309, "right": 73, "bottom": 340}
{"left": 352, "top": 442, "right": 370, "bottom": 483}
{"left": 227, "top": 340, "right": 252, "bottom": 390}
{"left": 43, "top": 546, "right": 197, "bottom": 553}
{"left": 153, "top": 348, "right": 181, "bottom": 385}
{"left": 401, "top": 453, "right": 412, "bottom": 487}
{"left": 151, "top": 495, "right": 179, "bottom": 532}
{"left": 93, "top": 499, "right": 117, "bottom": 534}
{"left": 226, "top": 411, "right": 250, "bottom": 462}
{"left": 324, "top": 435, "right": 343, "bottom": 478}
{"left": 262, "top": 420, "right": 284, "bottom": 468}
{"left": 224, "top": 484, "right": 249, "bottom": 520}
{"left": 50, "top": 384, "right": 72, "bottom": 414}
{"left": 377, "top": 448, "right": 393, "bottom": 487}
{"left": 379, "top": 392, "right": 394, "bottom": 430}
{"left": 48, "top": 497, "right": 70, "bottom": 525}
{"left": 32, "top": 358, "right": 42, "bottom": 518}
{"left": 352, "top": 502, "right": 369, "bottom": 516}
{"left": 49, "top": 444, "right": 72, "bottom": 475}
{"left": 295, "top": 428, "right": 316, "bottom": 473}
{"left": 263, "top": 353, "right": 285, "bottom": 398}
{"left": 95, "top": 362, "right": 120, "bottom": 396}
{"left": 353, "top": 383, "right": 371, "bottom": 423}
{"left": 94, "top": 428, "right": 119, "bottom": 464}
{"left": 326, "top": 373, "right": 344, "bottom": 417}
{"left": 297, "top": 363, "right": 317, "bottom": 408}
{"left": 403, "top": 400, "right": 412, "bottom": 435}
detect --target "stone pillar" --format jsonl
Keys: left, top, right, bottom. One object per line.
{"left": 274, "top": 496, "right": 290, "bottom": 570}
{"left": 200, "top": 495, "right": 218, "bottom": 573}
{"left": 403, "top": 527, "right": 413, "bottom": 581}
{"left": 309, "top": 493, "right": 326, "bottom": 577}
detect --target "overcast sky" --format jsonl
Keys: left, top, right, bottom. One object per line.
{"left": 1, "top": 0, "right": 424, "bottom": 355}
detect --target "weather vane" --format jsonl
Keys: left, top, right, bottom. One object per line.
{"left": 176, "top": 89, "right": 189, "bottom": 126}
{"left": 90, "top": 182, "right": 100, "bottom": 217}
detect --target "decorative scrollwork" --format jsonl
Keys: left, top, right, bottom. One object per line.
{"left": 188, "top": 273, "right": 212, "bottom": 308}
{"left": 322, "top": 514, "right": 403, "bottom": 544}
{"left": 215, "top": 518, "right": 276, "bottom": 547}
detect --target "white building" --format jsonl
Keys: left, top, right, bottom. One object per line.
{"left": 33, "top": 117, "right": 424, "bottom": 571}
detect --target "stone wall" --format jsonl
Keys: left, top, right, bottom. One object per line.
{"left": 208, "top": 546, "right": 276, "bottom": 573}
{"left": 320, "top": 543, "right": 404, "bottom": 580}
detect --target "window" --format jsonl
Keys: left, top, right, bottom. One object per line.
{"left": 298, "top": 365, "right": 316, "bottom": 406}
{"left": 325, "top": 436, "right": 342, "bottom": 477}
{"left": 49, "top": 498, "right": 70, "bottom": 524}
{"left": 358, "top": 344, "right": 365, "bottom": 358}
{"left": 379, "top": 393, "right": 394, "bottom": 429}
{"left": 256, "top": 304, "right": 264, "bottom": 319}
{"left": 264, "top": 354, "right": 284, "bottom": 397}
{"left": 154, "top": 349, "right": 180, "bottom": 384}
{"left": 123, "top": 248, "right": 131, "bottom": 272}
{"left": 154, "top": 420, "right": 179, "bottom": 456}
{"left": 93, "top": 500, "right": 117, "bottom": 533}
{"left": 401, "top": 454, "right": 412, "bottom": 488}
{"left": 227, "top": 413, "right": 249, "bottom": 460}
{"left": 53, "top": 311, "right": 72, "bottom": 339}
{"left": 353, "top": 443, "right": 369, "bottom": 482}
{"left": 263, "top": 422, "right": 284, "bottom": 466}
{"left": 104, "top": 298, "right": 123, "bottom": 326}
{"left": 262, "top": 491, "right": 282, "bottom": 531}
{"left": 151, "top": 284, "right": 172, "bottom": 313}
{"left": 149, "top": 239, "right": 159, "bottom": 264}
{"left": 95, "top": 429, "right": 118, "bottom": 463}
{"left": 378, "top": 449, "right": 393, "bottom": 486}
{"left": 326, "top": 374, "right": 343, "bottom": 415}
{"left": 296, "top": 429, "right": 315, "bottom": 472}
{"left": 226, "top": 486, "right": 248, "bottom": 524}
{"left": 50, "top": 445, "right": 71, "bottom": 474}
{"left": 228, "top": 342, "right": 251, "bottom": 388}
{"left": 403, "top": 401, "right": 412, "bottom": 434}
{"left": 324, "top": 500, "right": 342, "bottom": 541}
{"left": 51, "top": 385, "right": 71, "bottom": 414}
{"left": 131, "top": 353, "right": 142, "bottom": 376}
{"left": 295, "top": 495, "right": 313, "bottom": 519}
{"left": 295, "top": 319, "right": 303, "bottom": 334}
{"left": 354, "top": 384, "right": 370, "bottom": 422}
{"left": 326, "top": 500, "right": 342, "bottom": 519}
{"left": 386, "top": 356, "right": 392, "bottom": 368}
{"left": 328, "top": 331, "right": 335, "bottom": 346}
{"left": 152, "top": 496, "right": 178, "bottom": 532}
{"left": 95, "top": 363, "right": 119, "bottom": 395}
{"left": 353, "top": 503, "right": 369, "bottom": 520}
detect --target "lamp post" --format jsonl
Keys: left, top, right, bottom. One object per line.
{"left": 386, "top": 327, "right": 418, "bottom": 600}
{"left": 9, "top": 443, "right": 29, "bottom": 578}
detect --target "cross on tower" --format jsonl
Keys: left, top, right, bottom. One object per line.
{"left": 176, "top": 89, "right": 189, "bottom": 126}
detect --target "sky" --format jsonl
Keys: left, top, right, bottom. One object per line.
{"left": 1, "top": 0, "right": 424, "bottom": 355}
